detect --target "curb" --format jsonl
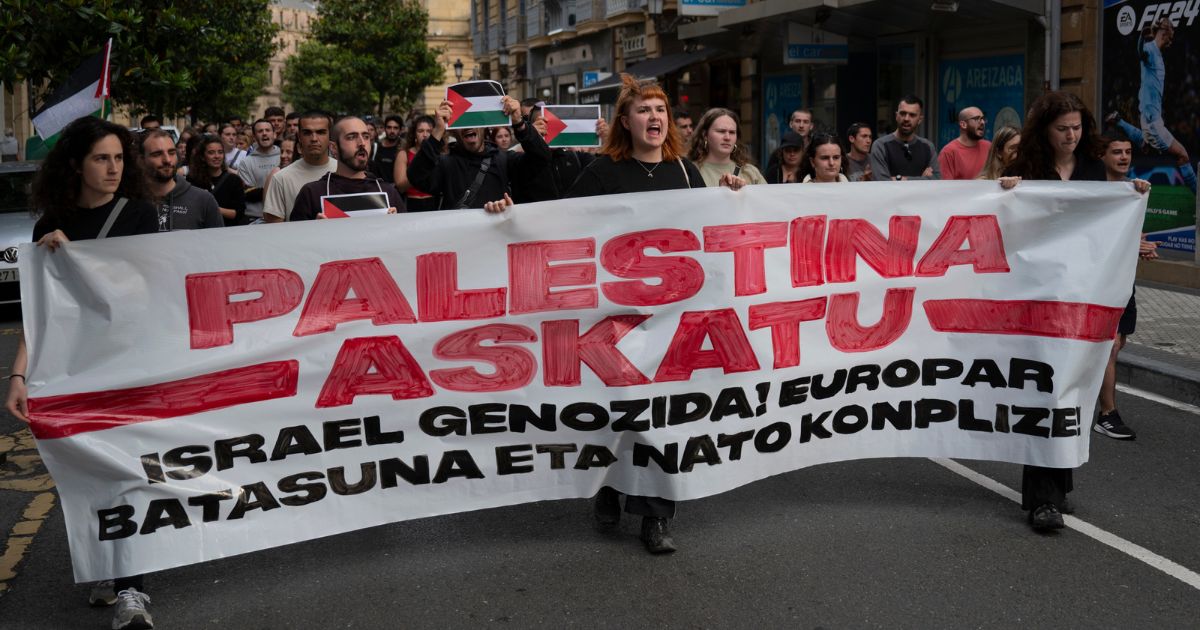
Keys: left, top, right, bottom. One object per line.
{"left": 1117, "top": 353, "right": 1200, "bottom": 407}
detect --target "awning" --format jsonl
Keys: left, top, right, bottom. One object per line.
{"left": 577, "top": 49, "right": 717, "bottom": 95}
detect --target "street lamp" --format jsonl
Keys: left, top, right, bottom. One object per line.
{"left": 453, "top": 58, "right": 463, "bottom": 81}
{"left": 542, "top": 88, "right": 552, "bottom": 98}
{"left": 499, "top": 49, "right": 509, "bottom": 67}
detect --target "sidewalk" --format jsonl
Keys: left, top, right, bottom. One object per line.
{"left": 1118, "top": 276, "right": 1200, "bottom": 406}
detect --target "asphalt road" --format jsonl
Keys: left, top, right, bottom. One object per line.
{"left": 0, "top": 311, "right": 1198, "bottom": 629}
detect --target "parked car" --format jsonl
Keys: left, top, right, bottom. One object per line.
{"left": 0, "top": 161, "right": 41, "bottom": 304}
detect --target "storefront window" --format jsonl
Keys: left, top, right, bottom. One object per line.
{"left": 876, "top": 42, "right": 917, "bottom": 135}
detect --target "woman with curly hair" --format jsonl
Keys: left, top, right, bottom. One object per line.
{"left": 393, "top": 114, "right": 438, "bottom": 211}
{"left": 6, "top": 115, "right": 158, "bottom": 630}
{"left": 999, "top": 90, "right": 1149, "bottom": 533}
{"left": 688, "top": 107, "right": 766, "bottom": 187}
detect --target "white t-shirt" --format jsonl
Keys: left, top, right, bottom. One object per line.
{"left": 262, "top": 157, "right": 338, "bottom": 221}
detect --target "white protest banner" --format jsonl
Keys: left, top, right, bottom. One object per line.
{"left": 19, "top": 181, "right": 1144, "bottom": 581}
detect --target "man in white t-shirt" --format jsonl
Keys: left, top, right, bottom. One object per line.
{"left": 263, "top": 111, "right": 338, "bottom": 222}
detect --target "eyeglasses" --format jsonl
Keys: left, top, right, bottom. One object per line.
{"left": 967, "top": 116, "right": 987, "bottom": 123}
{"left": 902, "top": 144, "right": 913, "bottom": 161}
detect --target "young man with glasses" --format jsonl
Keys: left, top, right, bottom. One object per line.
{"left": 938, "top": 106, "right": 991, "bottom": 180}
{"left": 869, "top": 95, "right": 940, "bottom": 181}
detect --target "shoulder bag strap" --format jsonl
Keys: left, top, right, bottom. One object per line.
{"left": 678, "top": 159, "right": 690, "bottom": 187}
{"left": 98, "top": 198, "right": 128, "bottom": 240}
{"left": 455, "top": 156, "right": 493, "bottom": 209}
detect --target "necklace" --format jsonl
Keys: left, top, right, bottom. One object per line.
{"left": 635, "top": 159, "right": 663, "bottom": 178}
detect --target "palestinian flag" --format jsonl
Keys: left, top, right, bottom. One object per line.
{"left": 446, "top": 80, "right": 509, "bottom": 129}
{"left": 542, "top": 105, "right": 601, "bottom": 148}
{"left": 32, "top": 38, "right": 113, "bottom": 145}
{"left": 321, "top": 192, "right": 390, "bottom": 218}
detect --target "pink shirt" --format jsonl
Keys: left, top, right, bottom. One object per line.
{"left": 938, "top": 138, "right": 991, "bottom": 180}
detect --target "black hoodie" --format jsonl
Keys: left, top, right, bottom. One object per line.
{"left": 407, "top": 122, "right": 551, "bottom": 210}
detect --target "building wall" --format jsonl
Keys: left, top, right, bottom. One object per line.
{"left": 421, "top": 0, "right": 473, "bottom": 113}
{"left": 253, "top": 2, "right": 315, "bottom": 119}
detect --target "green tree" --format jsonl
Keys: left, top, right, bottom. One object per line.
{"left": 282, "top": 41, "right": 377, "bottom": 115}
{"left": 0, "top": 0, "right": 277, "bottom": 120}
{"left": 283, "top": 0, "right": 444, "bottom": 116}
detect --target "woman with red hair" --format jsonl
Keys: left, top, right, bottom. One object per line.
{"left": 566, "top": 75, "right": 714, "bottom": 555}
{"left": 567, "top": 75, "right": 706, "bottom": 197}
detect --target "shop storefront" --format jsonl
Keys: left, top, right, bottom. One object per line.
{"left": 679, "top": 0, "right": 1049, "bottom": 166}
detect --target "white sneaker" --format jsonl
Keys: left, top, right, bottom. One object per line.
{"left": 112, "top": 588, "right": 154, "bottom": 630}
{"left": 89, "top": 580, "right": 117, "bottom": 606}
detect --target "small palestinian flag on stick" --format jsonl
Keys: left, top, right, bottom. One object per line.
{"left": 541, "top": 105, "right": 602, "bottom": 148}
{"left": 446, "top": 80, "right": 509, "bottom": 129}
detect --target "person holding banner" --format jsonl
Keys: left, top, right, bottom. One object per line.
{"left": 290, "top": 116, "right": 405, "bottom": 221}
{"left": 977, "top": 126, "right": 1020, "bottom": 181}
{"left": 407, "top": 92, "right": 549, "bottom": 210}
{"left": 688, "top": 107, "right": 767, "bottom": 188}
{"left": 566, "top": 75, "right": 704, "bottom": 200}
{"left": 800, "top": 133, "right": 849, "bottom": 183}
{"left": 566, "top": 74, "right": 706, "bottom": 554}
{"left": 7, "top": 116, "right": 158, "bottom": 630}
{"left": 764, "top": 131, "right": 805, "bottom": 184}
{"left": 1000, "top": 91, "right": 1149, "bottom": 532}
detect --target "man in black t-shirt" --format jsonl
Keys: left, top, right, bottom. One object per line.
{"left": 291, "top": 116, "right": 405, "bottom": 221}
{"left": 370, "top": 115, "right": 404, "bottom": 183}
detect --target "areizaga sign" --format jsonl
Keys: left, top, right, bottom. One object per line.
{"left": 20, "top": 182, "right": 1144, "bottom": 581}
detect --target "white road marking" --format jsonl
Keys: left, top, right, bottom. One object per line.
{"left": 1116, "top": 383, "right": 1200, "bottom": 416}
{"left": 931, "top": 458, "right": 1200, "bottom": 592}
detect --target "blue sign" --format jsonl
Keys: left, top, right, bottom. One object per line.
{"left": 785, "top": 44, "right": 849, "bottom": 64}
{"left": 761, "top": 74, "right": 804, "bottom": 166}
{"left": 680, "top": 0, "right": 747, "bottom": 16}
{"left": 937, "top": 54, "right": 1026, "bottom": 147}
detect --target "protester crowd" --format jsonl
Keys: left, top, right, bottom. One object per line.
{"left": 5, "top": 74, "right": 1159, "bottom": 630}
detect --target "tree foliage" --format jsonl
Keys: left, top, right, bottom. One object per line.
{"left": 0, "top": 0, "right": 277, "bottom": 120}
{"left": 283, "top": 0, "right": 444, "bottom": 116}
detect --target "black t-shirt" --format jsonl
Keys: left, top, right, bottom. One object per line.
{"left": 1004, "top": 155, "right": 1106, "bottom": 182}
{"left": 566, "top": 155, "right": 705, "bottom": 197}
{"left": 33, "top": 197, "right": 159, "bottom": 241}
{"left": 371, "top": 143, "right": 400, "bottom": 183}
{"left": 190, "top": 171, "right": 248, "bottom": 226}
{"left": 290, "top": 172, "right": 406, "bottom": 221}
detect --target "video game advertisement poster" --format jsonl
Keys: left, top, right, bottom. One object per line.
{"left": 1101, "top": 0, "right": 1200, "bottom": 252}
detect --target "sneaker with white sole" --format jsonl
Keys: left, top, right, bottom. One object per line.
{"left": 1094, "top": 410, "right": 1136, "bottom": 440}
{"left": 89, "top": 580, "right": 117, "bottom": 606}
{"left": 112, "top": 588, "right": 153, "bottom": 630}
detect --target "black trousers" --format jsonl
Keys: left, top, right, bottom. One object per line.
{"left": 599, "top": 487, "right": 676, "bottom": 518}
{"left": 113, "top": 574, "right": 144, "bottom": 592}
{"left": 1021, "top": 465, "right": 1074, "bottom": 510}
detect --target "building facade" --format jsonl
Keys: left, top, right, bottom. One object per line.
{"left": 253, "top": 0, "right": 316, "bottom": 118}
{"left": 420, "top": 0, "right": 475, "bottom": 112}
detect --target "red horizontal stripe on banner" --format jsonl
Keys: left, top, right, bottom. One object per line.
{"left": 923, "top": 299, "right": 1123, "bottom": 342}
{"left": 28, "top": 360, "right": 300, "bottom": 440}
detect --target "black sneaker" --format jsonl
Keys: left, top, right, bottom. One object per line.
{"left": 1093, "top": 410, "right": 1136, "bottom": 440}
{"left": 1028, "top": 504, "right": 1064, "bottom": 531}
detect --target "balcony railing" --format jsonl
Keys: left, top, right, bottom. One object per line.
{"left": 505, "top": 15, "right": 524, "bottom": 47}
{"left": 527, "top": 2, "right": 544, "bottom": 38}
{"left": 605, "top": 0, "right": 646, "bottom": 17}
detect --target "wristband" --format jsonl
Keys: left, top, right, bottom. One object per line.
{"left": 8, "top": 374, "right": 25, "bottom": 381}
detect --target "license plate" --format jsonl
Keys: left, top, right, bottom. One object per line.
{"left": 0, "top": 268, "right": 18, "bottom": 283}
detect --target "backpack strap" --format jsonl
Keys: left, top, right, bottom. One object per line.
{"left": 98, "top": 198, "right": 128, "bottom": 240}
